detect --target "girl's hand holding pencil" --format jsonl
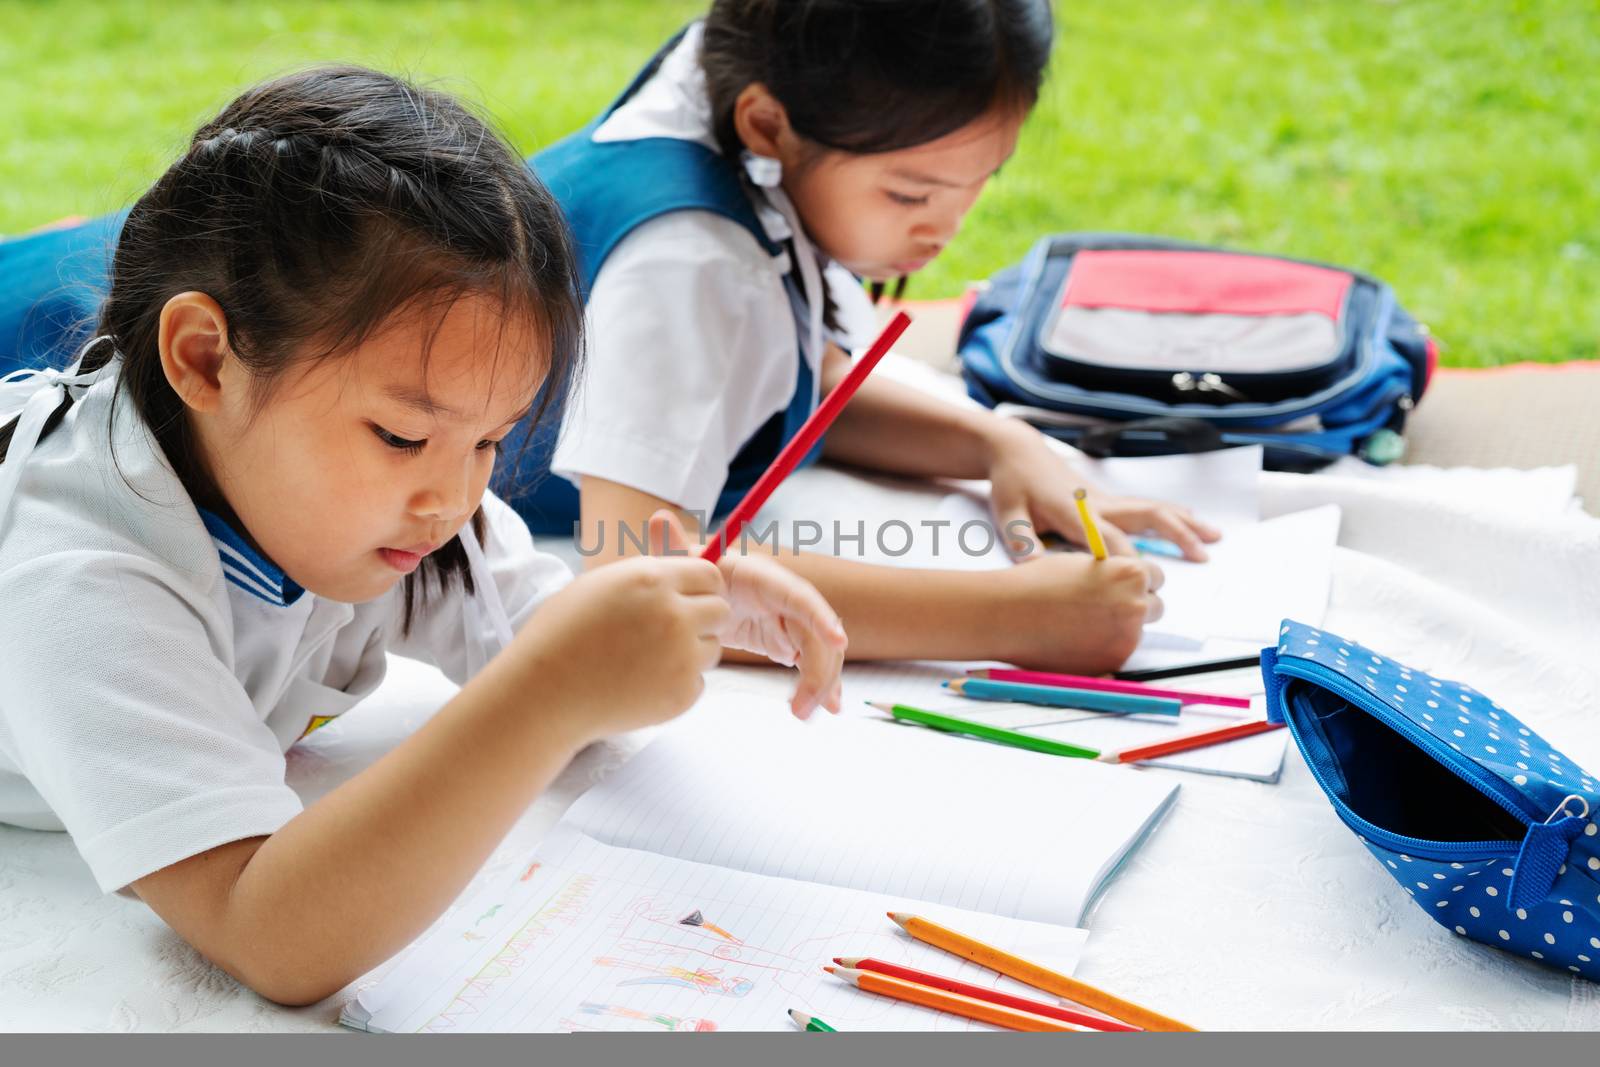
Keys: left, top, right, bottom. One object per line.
{"left": 518, "top": 540, "right": 740, "bottom": 732}
{"left": 521, "top": 511, "right": 845, "bottom": 731}
{"left": 982, "top": 418, "right": 1221, "bottom": 562}
{"left": 994, "top": 552, "right": 1165, "bottom": 673}
{"left": 649, "top": 511, "right": 847, "bottom": 720}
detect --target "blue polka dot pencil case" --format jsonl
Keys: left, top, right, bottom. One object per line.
{"left": 1262, "top": 620, "right": 1600, "bottom": 981}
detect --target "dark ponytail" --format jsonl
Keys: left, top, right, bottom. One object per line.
{"left": 2, "top": 66, "right": 584, "bottom": 625}
{"left": 700, "top": 0, "right": 1054, "bottom": 161}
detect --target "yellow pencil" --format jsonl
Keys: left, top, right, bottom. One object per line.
{"left": 888, "top": 912, "right": 1195, "bottom": 1032}
{"left": 1073, "top": 488, "right": 1108, "bottom": 561}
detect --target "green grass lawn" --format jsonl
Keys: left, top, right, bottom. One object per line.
{"left": 2, "top": 0, "right": 1595, "bottom": 365}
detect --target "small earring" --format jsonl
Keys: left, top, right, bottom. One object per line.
{"left": 740, "top": 149, "right": 783, "bottom": 188}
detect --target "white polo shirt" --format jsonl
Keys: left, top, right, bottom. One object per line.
{"left": 0, "top": 364, "right": 571, "bottom": 893}
{"left": 549, "top": 22, "right": 877, "bottom": 519}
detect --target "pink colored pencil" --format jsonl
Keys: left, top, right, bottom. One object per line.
{"left": 700, "top": 311, "right": 912, "bottom": 564}
{"left": 969, "top": 667, "right": 1250, "bottom": 710}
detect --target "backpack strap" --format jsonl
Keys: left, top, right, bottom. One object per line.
{"left": 529, "top": 25, "right": 779, "bottom": 296}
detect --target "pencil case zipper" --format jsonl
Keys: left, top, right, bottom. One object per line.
{"left": 1269, "top": 655, "right": 1538, "bottom": 862}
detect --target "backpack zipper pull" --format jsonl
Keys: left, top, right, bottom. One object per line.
{"left": 1171, "top": 371, "right": 1247, "bottom": 401}
{"left": 1197, "top": 373, "right": 1247, "bottom": 401}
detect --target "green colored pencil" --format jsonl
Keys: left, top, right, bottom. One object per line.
{"left": 788, "top": 1008, "right": 838, "bottom": 1032}
{"left": 867, "top": 701, "right": 1100, "bottom": 759}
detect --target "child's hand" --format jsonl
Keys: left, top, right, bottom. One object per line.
{"left": 647, "top": 511, "right": 848, "bottom": 720}
{"left": 985, "top": 420, "right": 1221, "bottom": 561}
{"left": 997, "top": 552, "right": 1165, "bottom": 674}
{"left": 515, "top": 550, "right": 731, "bottom": 736}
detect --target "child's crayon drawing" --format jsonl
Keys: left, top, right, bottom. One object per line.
{"left": 571, "top": 1003, "right": 718, "bottom": 1032}
{"left": 593, "top": 956, "right": 755, "bottom": 998}
{"left": 678, "top": 908, "right": 742, "bottom": 944}
{"left": 422, "top": 871, "right": 600, "bottom": 1032}
{"left": 403, "top": 851, "right": 1022, "bottom": 1033}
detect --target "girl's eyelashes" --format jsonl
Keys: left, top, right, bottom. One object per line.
{"left": 885, "top": 190, "right": 931, "bottom": 207}
{"left": 372, "top": 424, "right": 426, "bottom": 454}
{"left": 371, "top": 423, "right": 506, "bottom": 456}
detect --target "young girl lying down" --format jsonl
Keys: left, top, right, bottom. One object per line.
{"left": 0, "top": 66, "right": 845, "bottom": 1005}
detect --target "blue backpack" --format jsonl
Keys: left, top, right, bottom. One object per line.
{"left": 1263, "top": 620, "right": 1600, "bottom": 981}
{"left": 958, "top": 233, "right": 1437, "bottom": 471}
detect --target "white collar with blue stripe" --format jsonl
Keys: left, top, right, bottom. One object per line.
{"left": 198, "top": 509, "right": 306, "bottom": 608}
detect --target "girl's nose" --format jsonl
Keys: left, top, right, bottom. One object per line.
{"left": 917, "top": 208, "right": 963, "bottom": 248}
{"left": 410, "top": 463, "right": 474, "bottom": 522}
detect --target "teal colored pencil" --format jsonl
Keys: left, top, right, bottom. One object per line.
{"left": 1132, "top": 536, "right": 1186, "bottom": 559}
{"left": 946, "top": 676, "right": 1181, "bottom": 717}
{"left": 868, "top": 702, "right": 1100, "bottom": 759}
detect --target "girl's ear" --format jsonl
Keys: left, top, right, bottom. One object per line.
{"left": 158, "top": 291, "right": 232, "bottom": 414}
{"left": 731, "top": 82, "right": 796, "bottom": 163}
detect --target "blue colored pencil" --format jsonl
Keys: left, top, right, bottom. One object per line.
{"left": 1131, "top": 536, "right": 1186, "bottom": 559}
{"left": 944, "top": 677, "right": 1181, "bottom": 717}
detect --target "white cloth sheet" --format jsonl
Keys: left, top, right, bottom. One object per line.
{"left": 3, "top": 357, "right": 1599, "bottom": 1030}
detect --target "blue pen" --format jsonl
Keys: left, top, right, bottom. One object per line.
{"left": 945, "top": 677, "right": 1181, "bottom": 717}
{"left": 1131, "top": 536, "right": 1186, "bottom": 560}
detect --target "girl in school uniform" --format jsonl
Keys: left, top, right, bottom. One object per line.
{"left": 0, "top": 67, "right": 844, "bottom": 1005}
{"left": 0, "top": 2, "right": 1194, "bottom": 676}
{"left": 512, "top": 0, "right": 1214, "bottom": 674}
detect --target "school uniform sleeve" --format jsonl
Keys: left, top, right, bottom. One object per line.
{"left": 550, "top": 210, "right": 799, "bottom": 520}
{"left": 385, "top": 490, "right": 573, "bottom": 685}
{"left": 0, "top": 552, "right": 304, "bottom": 894}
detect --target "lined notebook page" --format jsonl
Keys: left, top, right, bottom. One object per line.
{"left": 838, "top": 660, "right": 1010, "bottom": 715}
{"left": 344, "top": 826, "right": 1089, "bottom": 1033}
{"left": 560, "top": 694, "right": 1178, "bottom": 927}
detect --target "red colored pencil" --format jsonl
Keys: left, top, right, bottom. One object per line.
{"left": 700, "top": 311, "right": 912, "bottom": 563}
{"left": 824, "top": 965, "right": 1078, "bottom": 1032}
{"left": 969, "top": 667, "right": 1250, "bottom": 709}
{"left": 1099, "top": 718, "right": 1283, "bottom": 764}
{"left": 834, "top": 957, "right": 1141, "bottom": 1031}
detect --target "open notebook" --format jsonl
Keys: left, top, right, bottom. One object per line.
{"left": 342, "top": 695, "right": 1177, "bottom": 1033}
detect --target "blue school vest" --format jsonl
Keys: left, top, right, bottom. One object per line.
{"left": 508, "top": 36, "right": 824, "bottom": 535}
{"left": 0, "top": 211, "right": 126, "bottom": 376}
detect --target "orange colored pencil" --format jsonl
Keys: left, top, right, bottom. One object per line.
{"left": 888, "top": 912, "right": 1196, "bottom": 1032}
{"left": 1099, "top": 718, "right": 1283, "bottom": 764}
{"left": 824, "top": 966, "right": 1081, "bottom": 1032}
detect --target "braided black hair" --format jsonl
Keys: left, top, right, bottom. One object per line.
{"left": 2, "top": 65, "right": 583, "bottom": 626}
